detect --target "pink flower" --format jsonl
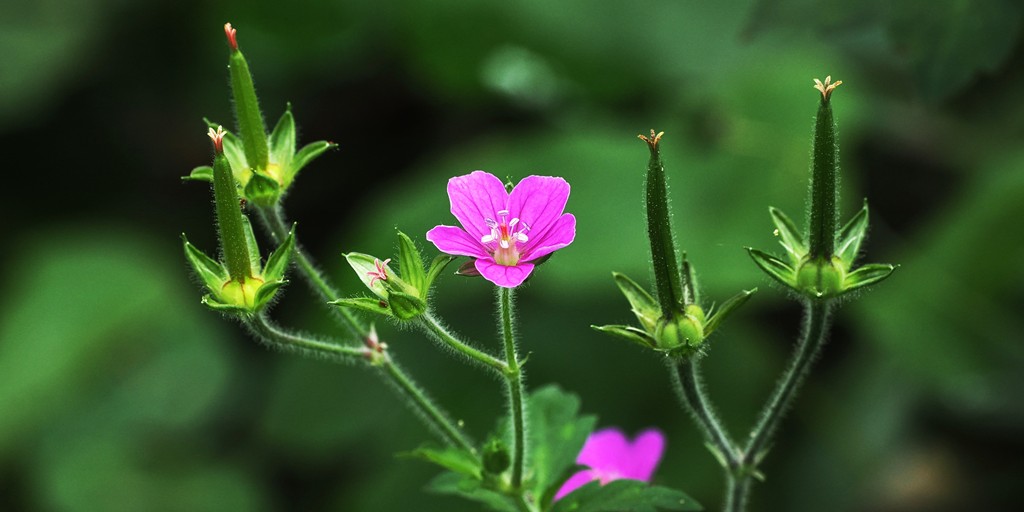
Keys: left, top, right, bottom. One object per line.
{"left": 426, "top": 171, "right": 576, "bottom": 288}
{"left": 554, "top": 428, "right": 666, "bottom": 501}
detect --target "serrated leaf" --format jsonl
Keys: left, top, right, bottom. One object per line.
{"left": 182, "top": 165, "right": 213, "bottom": 183}
{"left": 591, "top": 325, "right": 657, "bottom": 350}
{"left": 263, "top": 223, "right": 296, "bottom": 282}
{"left": 424, "top": 254, "right": 456, "bottom": 291}
{"left": 612, "top": 272, "right": 660, "bottom": 332}
{"left": 528, "top": 385, "right": 597, "bottom": 507}
{"left": 769, "top": 206, "right": 807, "bottom": 263}
{"left": 243, "top": 170, "right": 280, "bottom": 205}
{"left": 747, "top": 248, "right": 797, "bottom": 288}
{"left": 182, "top": 235, "right": 227, "bottom": 292}
{"left": 551, "top": 480, "right": 701, "bottom": 512}
{"left": 397, "top": 231, "right": 426, "bottom": 294}
{"left": 402, "top": 444, "right": 481, "bottom": 479}
{"left": 843, "top": 263, "right": 896, "bottom": 292}
{"left": 836, "top": 200, "right": 869, "bottom": 269}
{"left": 703, "top": 288, "right": 757, "bottom": 337}
{"left": 290, "top": 140, "right": 336, "bottom": 181}
{"left": 329, "top": 297, "right": 394, "bottom": 318}
{"left": 426, "top": 472, "right": 518, "bottom": 512}
{"left": 253, "top": 280, "right": 286, "bottom": 309}
{"left": 268, "top": 104, "right": 296, "bottom": 171}
{"left": 240, "top": 216, "right": 262, "bottom": 277}
{"left": 345, "top": 252, "right": 391, "bottom": 298}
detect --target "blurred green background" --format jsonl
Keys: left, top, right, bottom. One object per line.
{"left": 3, "top": 0, "right": 1023, "bottom": 510}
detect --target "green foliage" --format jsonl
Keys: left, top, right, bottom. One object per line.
{"left": 551, "top": 480, "right": 701, "bottom": 512}
{"left": 527, "top": 385, "right": 598, "bottom": 506}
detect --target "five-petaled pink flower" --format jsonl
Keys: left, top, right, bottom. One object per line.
{"left": 554, "top": 427, "right": 666, "bottom": 501}
{"left": 426, "top": 171, "right": 576, "bottom": 288}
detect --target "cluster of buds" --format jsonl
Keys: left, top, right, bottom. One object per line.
{"left": 747, "top": 77, "right": 895, "bottom": 299}
{"left": 594, "top": 132, "right": 753, "bottom": 358}
{"left": 332, "top": 232, "right": 454, "bottom": 320}
{"left": 182, "top": 23, "right": 336, "bottom": 206}
{"left": 182, "top": 126, "right": 295, "bottom": 314}
{"left": 361, "top": 326, "right": 389, "bottom": 366}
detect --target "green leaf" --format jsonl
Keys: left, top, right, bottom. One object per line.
{"left": 769, "top": 206, "right": 806, "bottom": 263}
{"left": 268, "top": 104, "right": 296, "bottom": 170}
{"left": 551, "top": 480, "right": 702, "bottom": 512}
{"left": 612, "top": 272, "right": 660, "bottom": 333}
{"left": 402, "top": 444, "right": 481, "bottom": 479}
{"left": 262, "top": 223, "right": 296, "bottom": 282}
{"left": 425, "top": 472, "right": 518, "bottom": 512}
{"left": 396, "top": 231, "right": 426, "bottom": 294}
{"left": 253, "top": 280, "right": 286, "bottom": 310}
{"left": 240, "top": 216, "right": 262, "bottom": 277}
{"left": 703, "top": 288, "right": 757, "bottom": 337}
{"left": 182, "top": 165, "right": 213, "bottom": 183}
{"left": 243, "top": 170, "right": 280, "bottom": 205}
{"left": 843, "top": 263, "right": 896, "bottom": 293}
{"left": 746, "top": 248, "right": 796, "bottom": 288}
{"left": 527, "top": 385, "right": 597, "bottom": 507}
{"left": 836, "top": 200, "right": 869, "bottom": 269}
{"left": 182, "top": 234, "right": 227, "bottom": 292}
{"left": 424, "top": 254, "right": 456, "bottom": 292}
{"left": 345, "top": 252, "right": 391, "bottom": 298}
{"left": 591, "top": 324, "right": 657, "bottom": 350}
{"left": 329, "top": 297, "right": 395, "bottom": 318}
{"left": 290, "top": 140, "right": 337, "bottom": 181}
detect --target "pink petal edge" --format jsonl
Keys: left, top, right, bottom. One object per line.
{"left": 523, "top": 213, "right": 576, "bottom": 262}
{"left": 474, "top": 259, "right": 535, "bottom": 288}
{"left": 425, "top": 225, "right": 489, "bottom": 259}
{"left": 553, "top": 470, "right": 596, "bottom": 501}
{"left": 446, "top": 171, "right": 509, "bottom": 242}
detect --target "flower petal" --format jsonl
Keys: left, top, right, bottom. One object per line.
{"left": 447, "top": 171, "right": 509, "bottom": 242}
{"left": 523, "top": 213, "right": 575, "bottom": 262}
{"left": 426, "top": 225, "right": 489, "bottom": 259}
{"left": 577, "top": 428, "right": 629, "bottom": 473}
{"left": 474, "top": 259, "right": 534, "bottom": 288}
{"left": 622, "top": 428, "right": 665, "bottom": 481}
{"left": 553, "top": 470, "right": 596, "bottom": 501}
{"left": 508, "top": 175, "right": 570, "bottom": 250}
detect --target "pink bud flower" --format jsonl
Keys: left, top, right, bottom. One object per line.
{"left": 224, "top": 22, "right": 238, "bottom": 52}
{"left": 426, "top": 171, "right": 576, "bottom": 288}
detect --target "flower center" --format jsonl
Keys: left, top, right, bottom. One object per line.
{"left": 480, "top": 210, "right": 530, "bottom": 266}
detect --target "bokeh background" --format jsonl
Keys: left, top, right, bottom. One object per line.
{"left": 3, "top": 0, "right": 1023, "bottom": 510}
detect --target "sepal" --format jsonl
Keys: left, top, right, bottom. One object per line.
{"left": 268, "top": 104, "right": 296, "bottom": 171}
{"left": 747, "top": 248, "right": 797, "bottom": 288}
{"left": 201, "top": 295, "right": 250, "bottom": 314}
{"left": 425, "top": 255, "right": 456, "bottom": 290}
{"left": 837, "top": 199, "right": 869, "bottom": 268}
{"left": 397, "top": 231, "right": 427, "bottom": 292}
{"left": 843, "top": 263, "right": 896, "bottom": 292}
{"left": 591, "top": 324, "right": 658, "bottom": 350}
{"left": 262, "top": 223, "right": 296, "bottom": 282}
{"left": 243, "top": 170, "right": 281, "bottom": 206}
{"left": 329, "top": 297, "right": 395, "bottom": 318}
{"left": 182, "top": 234, "right": 228, "bottom": 290}
{"left": 769, "top": 207, "right": 806, "bottom": 263}
{"left": 182, "top": 165, "right": 213, "bottom": 183}
{"left": 703, "top": 288, "right": 757, "bottom": 336}
{"left": 612, "top": 272, "right": 660, "bottom": 333}
{"left": 253, "top": 279, "right": 287, "bottom": 309}
{"left": 289, "top": 140, "right": 336, "bottom": 184}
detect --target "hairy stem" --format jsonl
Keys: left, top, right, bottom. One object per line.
{"left": 254, "top": 204, "right": 366, "bottom": 337}
{"left": 418, "top": 313, "right": 508, "bottom": 374}
{"left": 381, "top": 357, "right": 477, "bottom": 454}
{"left": 499, "top": 287, "right": 526, "bottom": 490}
{"left": 246, "top": 313, "right": 363, "bottom": 360}
{"left": 668, "top": 358, "right": 740, "bottom": 469}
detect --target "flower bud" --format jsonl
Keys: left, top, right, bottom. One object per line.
{"left": 654, "top": 310, "right": 705, "bottom": 353}
{"left": 482, "top": 439, "right": 511, "bottom": 475}
{"left": 795, "top": 256, "right": 845, "bottom": 298}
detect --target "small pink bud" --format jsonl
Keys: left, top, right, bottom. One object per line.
{"left": 224, "top": 23, "right": 238, "bottom": 52}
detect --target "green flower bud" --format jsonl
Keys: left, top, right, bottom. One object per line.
{"left": 655, "top": 311, "right": 705, "bottom": 353}
{"left": 795, "top": 256, "right": 845, "bottom": 298}
{"left": 482, "top": 439, "right": 511, "bottom": 475}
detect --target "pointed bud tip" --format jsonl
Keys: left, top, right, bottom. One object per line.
{"left": 812, "top": 75, "right": 842, "bottom": 102}
{"left": 207, "top": 125, "right": 227, "bottom": 153}
{"left": 224, "top": 23, "right": 239, "bottom": 51}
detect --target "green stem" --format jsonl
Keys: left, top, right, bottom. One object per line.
{"left": 247, "top": 314, "right": 475, "bottom": 454}
{"left": 668, "top": 358, "right": 739, "bottom": 469}
{"left": 499, "top": 287, "right": 526, "bottom": 489}
{"left": 724, "top": 474, "right": 751, "bottom": 512}
{"left": 381, "top": 357, "right": 477, "bottom": 454}
{"left": 246, "top": 313, "right": 363, "bottom": 360}
{"left": 418, "top": 313, "right": 508, "bottom": 374}
{"left": 255, "top": 204, "right": 366, "bottom": 337}
{"left": 743, "top": 300, "right": 833, "bottom": 467}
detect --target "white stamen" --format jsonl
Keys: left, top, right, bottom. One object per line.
{"left": 500, "top": 239, "right": 510, "bottom": 249}
{"left": 482, "top": 233, "right": 496, "bottom": 243}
